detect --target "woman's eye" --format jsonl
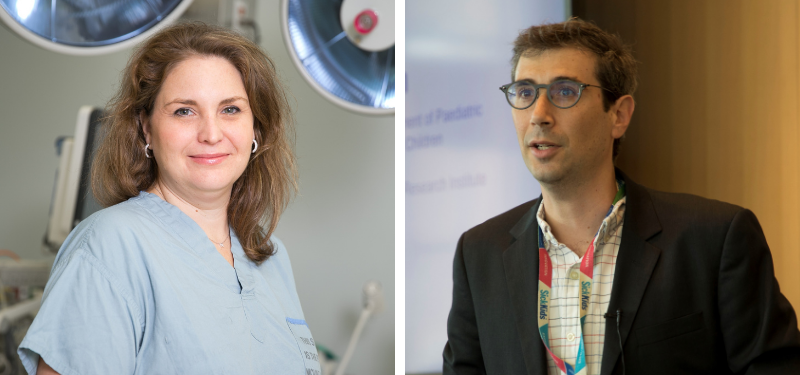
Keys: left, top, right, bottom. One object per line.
{"left": 222, "top": 107, "right": 240, "bottom": 114}
{"left": 174, "top": 108, "right": 192, "bottom": 116}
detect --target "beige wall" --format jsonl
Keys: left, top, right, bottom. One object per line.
{"left": 576, "top": 0, "right": 800, "bottom": 312}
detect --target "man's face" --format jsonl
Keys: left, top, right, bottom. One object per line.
{"left": 512, "top": 48, "right": 626, "bottom": 186}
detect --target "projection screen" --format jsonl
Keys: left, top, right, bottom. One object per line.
{"left": 405, "top": 1, "right": 568, "bottom": 372}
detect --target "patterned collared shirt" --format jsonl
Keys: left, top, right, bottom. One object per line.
{"left": 536, "top": 196, "right": 626, "bottom": 375}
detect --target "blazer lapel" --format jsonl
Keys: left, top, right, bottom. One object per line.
{"left": 600, "top": 171, "right": 663, "bottom": 375}
{"left": 503, "top": 197, "right": 549, "bottom": 375}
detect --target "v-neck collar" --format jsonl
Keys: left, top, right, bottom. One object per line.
{"left": 134, "top": 191, "right": 245, "bottom": 294}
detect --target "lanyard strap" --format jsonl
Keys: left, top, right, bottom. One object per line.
{"left": 536, "top": 181, "right": 625, "bottom": 375}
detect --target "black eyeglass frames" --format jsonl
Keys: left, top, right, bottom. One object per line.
{"left": 498, "top": 79, "right": 612, "bottom": 110}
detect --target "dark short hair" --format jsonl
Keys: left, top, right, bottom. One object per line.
{"left": 92, "top": 22, "right": 297, "bottom": 264}
{"left": 511, "top": 18, "right": 637, "bottom": 158}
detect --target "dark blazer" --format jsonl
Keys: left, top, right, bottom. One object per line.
{"left": 443, "top": 171, "right": 800, "bottom": 375}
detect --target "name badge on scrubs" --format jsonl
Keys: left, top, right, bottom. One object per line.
{"left": 286, "top": 318, "right": 322, "bottom": 375}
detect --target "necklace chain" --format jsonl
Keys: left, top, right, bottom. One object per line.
{"left": 157, "top": 182, "right": 230, "bottom": 248}
{"left": 159, "top": 183, "right": 200, "bottom": 212}
{"left": 207, "top": 233, "right": 231, "bottom": 248}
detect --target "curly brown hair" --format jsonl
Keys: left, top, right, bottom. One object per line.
{"left": 91, "top": 22, "right": 297, "bottom": 264}
{"left": 511, "top": 17, "right": 638, "bottom": 158}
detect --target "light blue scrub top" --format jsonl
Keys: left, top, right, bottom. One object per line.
{"left": 18, "top": 192, "right": 321, "bottom": 375}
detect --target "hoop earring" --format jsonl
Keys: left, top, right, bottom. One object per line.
{"left": 251, "top": 139, "right": 258, "bottom": 154}
{"left": 144, "top": 144, "right": 152, "bottom": 159}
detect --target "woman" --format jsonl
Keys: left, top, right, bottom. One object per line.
{"left": 18, "top": 23, "right": 319, "bottom": 374}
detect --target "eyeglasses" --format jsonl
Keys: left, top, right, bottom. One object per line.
{"left": 499, "top": 79, "right": 612, "bottom": 109}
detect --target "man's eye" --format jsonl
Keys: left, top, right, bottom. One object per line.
{"left": 518, "top": 89, "right": 535, "bottom": 98}
{"left": 175, "top": 108, "right": 192, "bottom": 116}
{"left": 558, "top": 88, "right": 576, "bottom": 96}
{"left": 222, "top": 106, "right": 240, "bottom": 114}
{"left": 512, "top": 84, "right": 535, "bottom": 99}
{"left": 552, "top": 83, "right": 579, "bottom": 97}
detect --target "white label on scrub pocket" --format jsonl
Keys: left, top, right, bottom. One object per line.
{"left": 286, "top": 318, "right": 322, "bottom": 375}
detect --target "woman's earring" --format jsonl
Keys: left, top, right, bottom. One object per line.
{"left": 252, "top": 139, "right": 258, "bottom": 154}
{"left": 144, "top": 144, "right": 152, "bottom": 159}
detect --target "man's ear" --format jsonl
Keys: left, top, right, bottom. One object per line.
{"left": 611, "top": 95, "right": 634, "bottom": 139}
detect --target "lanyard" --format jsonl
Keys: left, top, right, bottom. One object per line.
{"left": 536, "top": 181, "right": 625, "bottom": 375}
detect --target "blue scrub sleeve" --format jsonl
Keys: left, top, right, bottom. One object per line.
{"left": 18, "top": 248, "right": 141, "bottom": 375}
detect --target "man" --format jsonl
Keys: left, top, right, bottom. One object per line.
{"left": 443, "top": 18, "right": 800, "bottom": 375}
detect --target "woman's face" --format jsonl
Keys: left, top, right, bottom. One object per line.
{"left": 142, "top": 55, "right": 254, "bottom": 201}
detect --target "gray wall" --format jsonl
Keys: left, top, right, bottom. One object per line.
{"left": 0, "top": 1, "right": 394, "bottom": 373}
{"left": 255, "top": 2, "right": 395, "bottom": 374}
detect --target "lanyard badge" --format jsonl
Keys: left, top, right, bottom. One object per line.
{"left": 536, "top": 181, "right": 625, "bottom": 375}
